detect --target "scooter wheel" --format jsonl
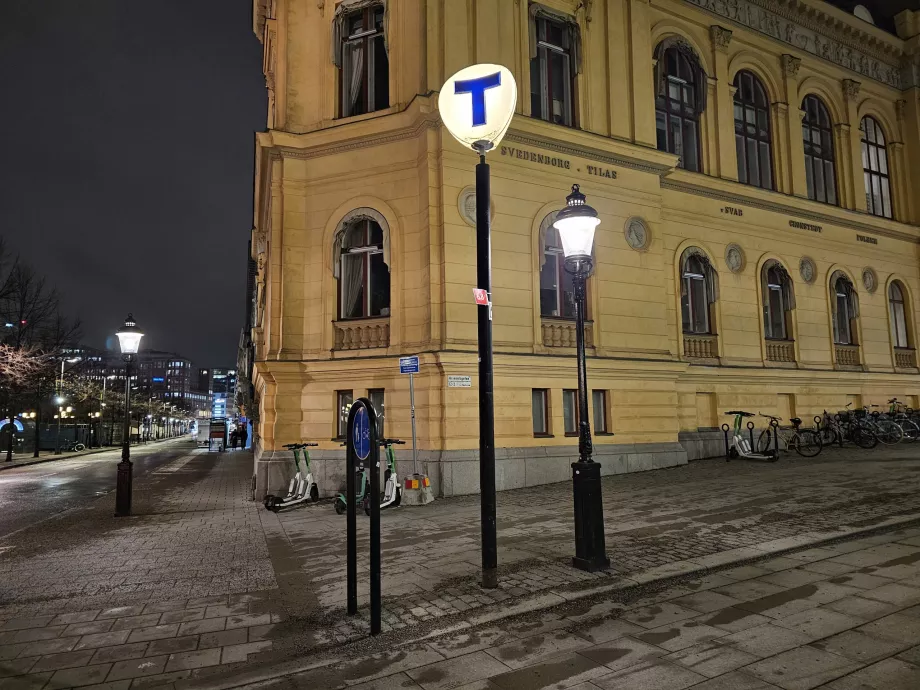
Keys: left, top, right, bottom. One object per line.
{"left": 394, "top": 487, "right": 401, "bottom": 507}
{"left": 363, "top": 497, "right": 371, "bottom": 517}
{"left": 265, "top": 496, "right": 281, "bottom": 512}
{"left": 263, "top": 495, "right": 275, "bottom": 510}
{"left": 334, "top": 500, "right": 346, "bottom": 515}
{"left": 310, "top": 485, "right": 319, "bottom": 502}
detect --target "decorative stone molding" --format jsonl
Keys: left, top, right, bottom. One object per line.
{"left": 835, "top": 344, "right": 861, "bottom": 367}
{"left": 710, "top": 25, "right": 733, "bottom": 51}
{"left": 684, "top": 334, "right": 719, "bottom": 360}
{"left": 542, "top": 318, "right": 594, "bottom": 348}
{"left": 781, "top": 54, "right": 801, "bottom": 78}
{"left": 895, "top": 348, "right": 917, "bottom": 369}
{"left": 862, "top": 267, "right": 878, "bottom": 294}
{"left": 683, "top": 0, "right": 902, "bottom": 88}
{"left": 624, "top": 217, "right": 651, "bottom": 251}
{"left": 842, "top": 79, "right": 861, "bottom": 102}
{"left": 725, "top": 243, "right": 746, "bottom": 273}
{"left": 766, "top": 340, "right": 795, "bottom": 363}
{"left": 799, "top": 257, "right": 817, "bottom": 284}
{"left": 458, "top": 186, "right": 494, "bottom": 227}
{"left": 334, "top": 318, "right": 390, "bottom": 351}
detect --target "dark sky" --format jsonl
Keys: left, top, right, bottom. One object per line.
{"left": 0, "top": 0, "right": 266, "bottom": 366}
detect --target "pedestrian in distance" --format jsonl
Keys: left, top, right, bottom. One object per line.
{"left": 240, "top": 425, "right": 248, "bottom": 449}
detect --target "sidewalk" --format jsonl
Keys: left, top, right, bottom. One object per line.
{"left": 0, "top": 436, "right": 185, "bottom": 471}
{"left": 0, "top": 445, "right": 919, "bottom": 689}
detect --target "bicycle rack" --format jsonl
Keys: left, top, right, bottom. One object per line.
{"left": 747, "top": 421, "right": 756, "bottom": 450}
{"left": 721, "top": 423, "right": 731, "bottom": 461}
{"left": 770, "top": 417, "right": 780, "bottom": 456}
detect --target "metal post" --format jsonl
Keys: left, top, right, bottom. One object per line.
{"left": 33, "top": 405, "right": 40, "bottom": 458}
{"left": 346, "top": 405, "right": 358, "bottom": 616}
{"left": 115, "top": 358, "right": 133, "bottom": 517}
{"left": 475, "top": 152, "right": 498, "bottom": 589}
{"left": 409, "top": 372, "right": 418, "bottom": 475}
{"left": 367, "top": 401, "right": 381, "bottom": 636}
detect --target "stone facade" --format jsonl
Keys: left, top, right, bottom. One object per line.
{"left": 247, "top": 0, "right": 920, "bottom": 499}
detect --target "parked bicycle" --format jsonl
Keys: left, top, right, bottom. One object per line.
{"left": 60, "top": 440, "right": 86, "bottom": 452}
{"left": 888, "top": 399, "right": 920, "bottom": 442}
{"left": 862, "top": 405, "right": 903, "bottom": 445}
{"left": 756, "top": 414, "right": 822, "bottom": 458}
{"left": 817, "top": 404, "right": 877, "bottom": 449}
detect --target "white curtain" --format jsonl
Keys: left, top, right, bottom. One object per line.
{"left": 341, "top": 253, "right": 364, "bottom": 318}
{"left": 346, "top": 42, "right": 365, "bottom": 116}
{"left": 331, "top": 0, "right": 388, "bottom": 67}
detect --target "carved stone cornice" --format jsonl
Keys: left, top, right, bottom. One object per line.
{"left": 710, "top": 25, "right": 733, "bottom": 51}
{"left": 683, "top": 0, "right": 902, "bottom": 88}
{"left": 781, "top": 54, "right": 801, "bottom": 78}
{"left": 842, "top": 79, "right": 861, "bottom": 102}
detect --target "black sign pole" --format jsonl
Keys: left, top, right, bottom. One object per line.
{"left": 365, "top": 398, "right": 381, "bottom": 636}
{"left": 345, "top": 403, "right": 358, "bottom": 616}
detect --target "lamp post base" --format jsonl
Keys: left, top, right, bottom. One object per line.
{"left": 571, "top": 460, "right": 610, "bottom": 572}
{"left": 115, "top": 460, "right": 133, "bottom": 517}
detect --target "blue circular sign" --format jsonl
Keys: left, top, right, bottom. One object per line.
{"left": 353, "top": 405, "right": 370, "bottom": 461}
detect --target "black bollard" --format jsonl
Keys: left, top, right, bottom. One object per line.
{"left": 721, "top": 423, "right": 731, "bottom": 461}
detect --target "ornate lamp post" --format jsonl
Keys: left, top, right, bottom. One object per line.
{"left": 115, "top": 314, "right": 143, "bottom": 517}
{"left": 553, "top": 185, "right": 610, "bottom": 572}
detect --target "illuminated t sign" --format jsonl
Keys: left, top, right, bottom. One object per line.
{"left": 454, "top": 72, "right": 501, "bottom": 127}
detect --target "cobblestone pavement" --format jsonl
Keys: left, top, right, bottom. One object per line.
{"left": 2, "top": 445, "right": 920, "bottom": 688}
{"left": 256, "top": 527, "right": 920, "bottom": 690}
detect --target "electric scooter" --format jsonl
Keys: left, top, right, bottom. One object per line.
{"left": 724, "top": 411, "right": 777, "bottom": 462}
{"left": 363, "top": 438, "right": 405, "bottom": 516}
{"left": 334, "top": 458, "right": 369, "bottom": 515}
{"left": 263, "top": 442, "right": 320, "bottom": 512}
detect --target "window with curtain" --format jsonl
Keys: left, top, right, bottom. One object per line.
{"left": 655, "top": 43, "right": 703, "bottom": 172}
{"left": 733, "top": 71, "right": 773, "bottom": 189}
{"left": 529, "top": 13, "right": 577, "bottom": 127}
{"left": 762, "top": 263, "right": 794, "bottom": 340}
{"left": 832, "top": 276, "right": 857, "bottom": 345}
{"left": 562, "top": 389, "right": 578, "bottom": 435}
{"left": 681, "top": 251, "right": 716, "bottom": 334}
{"left": 802, "top": 95, "right": 837, "bottom": 205}
{"left": 336, "top": 390, "right": 353, "bottom": 438}
{"left": 592, "top": 390, "right": 608, "bottom": 434}
{"left": 339, "top": 219, "right": 390, "bottom": 319}
{"left": 340, "top": 4, "right": 388, "bottom": 118}
{"left": 532, "top": 389, "right": 549, "bottom": 436}
{"left": 540, "top": 226, "right": 576, "bottom": 318}
{"left": 860, "top": 116, "right": 892, "bottom": 219}
{"left": 889, "top": 281, "right": 909, "bottom": 349}
{"left": 368, "top": 388, "right": 385, "bottom": 437}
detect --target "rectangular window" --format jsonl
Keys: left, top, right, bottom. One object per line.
{"left": 562, "top": 389, "right": 578, "bottom": 435}
{"left": 340, "top": 5, "right": 389, "bottom": 118}
{"left": 532, "top": 389, "right": 549, "bottom": 436}
{"left": 592, "top": 390, "right": 608, "bottom": 433}
{"left": 530, "top": 15, "right": 575, "bottom": 127}
{"left": 368, "top": 388, "right": 385, "bottom": 438}
{"left": 336, "top": 390, "right": 353, "bottom": 439}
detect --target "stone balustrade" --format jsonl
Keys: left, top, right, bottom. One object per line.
{"left": 334, "top": 317, "right": 390, "bottom": 351}
{"left": 835, "top": 343, "right": 861, "bottom": 367}
{"left": 683, "top": 333, "right": 718, "bottom": 359}
{"left": 895, "top": 347, "right": 917, "bottom": 369}
{"left": 765, "top": 339, "right": 796, "bottom": 363}
{"left": 541, "top": 318, "right": 593, "bottom": 348}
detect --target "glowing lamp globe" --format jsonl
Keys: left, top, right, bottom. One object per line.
{"left": 553, "top": 185, "right": 600, "bottom": 264}
{"left": 116, "top": 314, "right": 144, "bottom": 355}
{"left": 439, "top": 64, "right": 517, "bottom": 153}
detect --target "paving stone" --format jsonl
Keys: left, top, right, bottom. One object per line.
{"left": 0, "top": 655, "right": 39, "bottom": 677}
{"left": 425, "top": 627, "right": 518, "bottom": 660}
{"left": 97, "top": 606, "right": 145, "bottom": 620}
{"left": 800, "top": 561, "right": 858, "bottom": 577}
{"left": 0, "top": 642, "right": 30, "bottom": 660}
{"left": 896, "top": 644, "right": 920, "bottom": 665}
{"left": 145, "top": 635, "right": 199, "bottom": 656}
{"left": 860, "top": 583, "right": 920, "bottom": 607}
{"left": 1, "top": 672, "right": 53, "bottom": 690}
{"left": 665, "top": 641, "right": 760, "bottom": 678}
{"left": 347, "top": 673, "right": 425, "bottom": 690}
{"left": 858, "top": 613, "right": 920, "bottom": 644}
{"left": 198, "top": 628, "right": 247, "bottom": 649}
{"left": 158, "top": 609, "right": 205, "bottom": 625}
{"left": 106, "top": 654, "right": 168, "bottom": 681}
{"left": 0, "top": 615, "right": 56, "bottom": 631}
{"left": 484, "top": 632, "right": 591, "bottom": 670}
{"left": 248, "top": 623, "right": 276, "bottom": 642}
{"left": 30, "top": 649, "right": 96, "bottom": 672}
{"left": 163, "top": 647, "right": 221, "bottom": 672}
{"left": 591, "top": 658, "right": 706, "bottom": 690}
{"left": 74, "top": 630, "right": 131, "bottom": 650}
{"left": 50, "top": 611, "right": 100, "bottom": 626}
{"left": 719, "top": 566, "right": 774, "bottom": 581}
{"left": 683, "top": 670, "right": 780, "bottom": 689}
{"left": 178, "top": 617, "right": 225, "bottom": 636}
{"left": 80, "top": 682, "right": 132, "bottom": 690}
{"left": 578, "top": 636, "right": 664, "bottom": 671}
{"left": 89, "top": 643, "right": 150, "bottom": 664}
{"left": 141, "top": 600, "right": 189, "bottom": 615}
{"left": 219, "top": 641, "right": 272, "bottom": 664}
{"left": 110, "top": 614, "right": 163, "bottom": 631}
{"left": 203, "top": 604, "right": 249, "bottom": 618}
{"left": 671, "top": 591, "right": 744, "bottom": 614}
{"left": 19, "top": 636, "right": 81, "bottom": 656}
{"left": 11, "top": 624, "right": 68, "bottom": 642}
{"left": 746, "top": 645, "right": 860, "bottom": 690}
{"left": 130, "top": 670, "right": 193, "bottom": 688}
{"left": 634, "top": 619, "right": 728, "bottom": 652}
{"left": 126, "top": 624, "right": 180, "bottom": 643}
{"left": 824, "top": 596, "right": 900, "bottom": 621}
{"left": 755, "top": 569, "right": 828, "bottom": 589}
{"left": 401, "top": 650, "right": 509, "bottom": 690}
{"left": 225, "top": 613, "right": 271, "bottom": 630}
{"left": 772, "top": 607, "right": 864, "bottom": 640}
{"left": 48, "top": 662, "right": 112, "bottom": 687}
{"left": 720, "top": 623, "right": 816, "bottom": 658}
{"left": 487, "top": 651, "right": 608, "bottom": 690}
{"left": 62, "top": 620, "right": 115, "bottom": 637}
{"left": 714, "top": 580, "right": 788, "bottom": 603}
{"left": 823, "top": 657, "right": 920, "bottom": 689}
{"left": 571, "top": 618, "right": 644, "bottom": 645}
{"left": 622, "top": 603, "right": 700, "bottom": 629}
{"left": 812, "top": 629, "right": 905, "bottom": 664}
{"left": 701, "top": 607, "right": 774, "bottom": 633}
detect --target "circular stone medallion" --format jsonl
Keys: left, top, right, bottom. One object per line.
{"left": 800, "top": 257, "right": 817, "bottom": 284}
{"left": 458, "top": 186, "right": 494, "bottom": 227}
{"left": 725, "top": 243, "right": 745, "bottom": 273}
{"left": 862, "top": 267, "right": 878, "bottom": 293}
{"left": 624, "top": 217, "right": 650, "bottom": 251}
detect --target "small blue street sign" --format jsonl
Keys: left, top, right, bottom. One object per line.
{"left": 399, "top": 356, "right": 420, "bottom": 374}
{"left": 354, "top": 405, "right": 370, "bottom": 461}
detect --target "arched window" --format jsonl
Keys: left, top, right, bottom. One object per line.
{"left": 337, "top": 218, "right": 390, "bottom": 319}
{"left": 860, "top": 116, "right": 892, "bottom": 219}
{"left": 889, "top": 281, "right": 910, "bottom": 349}
{"left": 831, "top": 273, "right": 858, "bottom": 345}
{"left": 540, "top": 222, "right": 576, "bottom": 318}
{"left": 680, "top": 249, "right": 717, "bottom": 334}
{"left": 655, "top": 41, "right": 705, "bottom": 172}
{"left": 802, "top": 95, "right": 837, "bottom": 205}
{"left": 734, "top": 71, "right": 773, "bottom": 189}
{"left": 761, "top": 261, "right": 794, "bottom": 340}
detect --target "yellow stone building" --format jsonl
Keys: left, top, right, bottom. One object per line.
{"left": 248, "top": 0, "right": 920, "bottom": 498}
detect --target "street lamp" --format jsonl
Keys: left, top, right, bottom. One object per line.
{"left": 115, "top": 313, "right": 143, "bottom": 517}
{"left": 553, "top": 185, "right": 610, "bottom": 572}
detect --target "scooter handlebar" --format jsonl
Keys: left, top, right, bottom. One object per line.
{"left": 380, "top": 438, "right": 406, "bottom": 445}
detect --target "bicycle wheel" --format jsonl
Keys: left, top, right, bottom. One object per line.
{"left": 757, "top": 429, "right": 774, "bottom": 454}
{"left": 792, "top": 430, "right": 822, "bottom": 458}
{"left": 819, "top": 425, "right": 839, "bottom": 447}
{"left": 876, "top": 420, "right": 903, "bottom": 445}
{"left": 900, "top": 420, "right": 920, "bottom": 442}
{"left": 852, "top": 425, "right": 878, "bottom": 449}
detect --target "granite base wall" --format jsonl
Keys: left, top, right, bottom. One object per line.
{"left": 679, "top": 429, "right": 730, "bottom": 461}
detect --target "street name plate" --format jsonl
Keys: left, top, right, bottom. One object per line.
{"left": 448, "top": 375, "right": 472, "bottom": 388}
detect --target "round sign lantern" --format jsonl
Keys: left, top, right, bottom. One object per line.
{"left": 439, "top": 64, "right": 517, "bottom": 153}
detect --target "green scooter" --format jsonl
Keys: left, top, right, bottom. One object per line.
{"left": 333, "top": 438, "right": 404, "bottom": 515}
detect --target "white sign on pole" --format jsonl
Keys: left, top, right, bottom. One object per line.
{"left": 448, "top": 375, "right": 472, "bottom": 388}
{"left": 438, "top": 64, "right": 517, "bottom": 153}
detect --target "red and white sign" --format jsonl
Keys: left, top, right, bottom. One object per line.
{"left": 473, "top": 288, "right": 489, "bottom": 306}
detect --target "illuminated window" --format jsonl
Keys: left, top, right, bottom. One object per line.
{"left": 733, "top": 70, "right": 773, "bottom": 190}
{"left": 680, "top": 250, "right": 717, "bottom": 335}
{"left": 802, "top": 95, "right": 837, "bottom": 205}
{"left": 530, "top": 12, "right": 577, "bottom": 127}
{"left": 339, "top": 4, "right": 388, "bottom": 118}
{"left": 339, "top": 219, "right": 390, "bottom": 319}
{"left": 860, "top": 116, "right": 892, "bottom": 219}
{"left": 540, "top": 225, "right": 576, "bottom": 318}
{"left": 889, "top": 281, "right": 910, "bottom": 349}
{"left": 655, "top": 42, "right": 704, "bottom": 172}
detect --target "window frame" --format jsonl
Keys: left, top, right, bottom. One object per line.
{"left": 530, "top": 14, "right": 576, "bottom": 127}
{"left": 562, "top": 389, "right": 579, "bottom": 436}
{"left": 540, "top": 226, "right": 576, "bottom": 319}
{"left": 339, "top": 5, "right": 389, "bottom": 119}
{"left": 860, "top": 116, "right": 893, "bottom": 219}
{"left": 655, "top": 45, "right": 703, "bottom": 172}
{"left": 763, "top": 265, "right": 789, "bottom": 341}
{"left": 733, "top": 70, "right": 774, "bottom": 190}
{"left": 889, "top": 281, "right": 910, "bottom": 349}
{"left": 335, "top": 390, "right": 354, "bottom": 440}
{"left": 833, "top": 277, "right": 855, "bottom": 346}
{"left": 532, "top": 388, "right": 551, "bottom": 437}
{"left": 338, "top": 219, "right": 389, "bottom": 320}
{"left": 368, "top": 388, "right": 385, "bottom": 438}
{"left": 592, "top": 390, "right": 609, "bottom": 434}
{"left": 681, "top": 254, "right": 712, "bottom": 335}
{"left": 802, "top": 95, "right": 838, "bottom": 206}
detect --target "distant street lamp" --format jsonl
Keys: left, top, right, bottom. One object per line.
{"left": 115, "top": 314, "right": 143, "bottom": 517}
{"left": 54, "top": 357, "right": 80, "bottom": 455}
{"left": 553, "top": 185, "right": 610, "bottom": 572}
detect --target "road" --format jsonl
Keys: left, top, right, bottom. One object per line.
{"left": 0, "top": 439, "right": 192, "bottom": 538}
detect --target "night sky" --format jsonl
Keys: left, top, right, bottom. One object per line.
{"left": 0, "top": 1, "right": 266, "bottom": 366}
